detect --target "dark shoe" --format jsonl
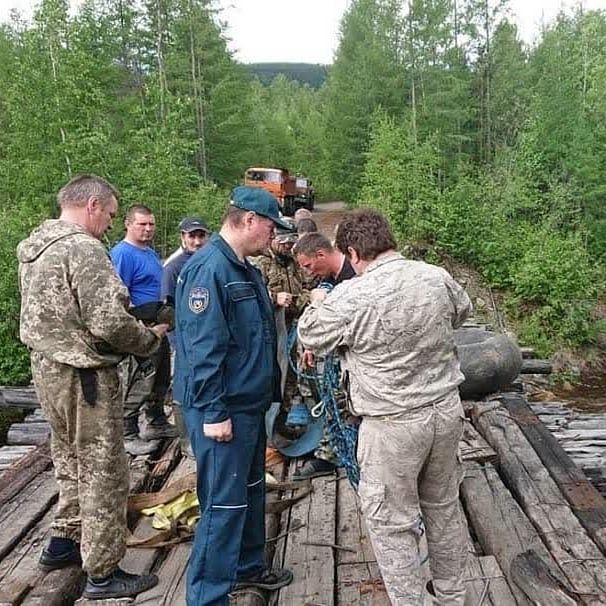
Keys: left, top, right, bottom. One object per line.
{"left": 38, "top": 539, "right": 82, "bottom": 572}
{"left": 140, "top": 417, "right": 178, "bottom": 440}
{"left": 83, "top": 568, "right": 158, "bottom": 599}
{"left": 234, "top": 568, "right": 293, "bottom": 591}
{"left": 293, "top": 457, "right": 336, "bottom": 480}
{"left": 124, "top": 435, "right": 160, "bottom": 456}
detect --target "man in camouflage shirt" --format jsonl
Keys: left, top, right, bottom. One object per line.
{"left": 298, "top": 209, "right": 472, "bottom": 605}
{"left": 18, "top": 174, "right": 168, "bottom": 600}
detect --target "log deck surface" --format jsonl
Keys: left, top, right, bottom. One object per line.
{"left": 2, "top": 392, "right": 606, "bottom": 604}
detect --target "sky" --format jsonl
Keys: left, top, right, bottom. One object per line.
{"left": 1, "top": 0, "right": 605, "bottom": 64}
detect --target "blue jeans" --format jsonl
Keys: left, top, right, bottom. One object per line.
{"left": 183, "top": 409, "right": 266, "bottom": 606}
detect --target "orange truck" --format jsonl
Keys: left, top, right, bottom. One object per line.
{"left": 244, "top": 167, "right": 311, "bottom": 217}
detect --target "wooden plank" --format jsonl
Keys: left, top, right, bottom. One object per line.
{"left": 0, "top": 471, "right": 57, "bottom": 561}
{"left": 337, "top": 562, "right": 389, "bottom": 605}
{"left": 500, "top": 394, "right": 606, "bottom": 555}
{"left": 336, "top": 477, "right": 374, "bottom": 565}
{"left": 0, "top": 507, "right": 54, "bottom": 583}
{"left": 0, "top": 444, "right": 52, "bottom": 509}
{"left": 475, "top": 556, "right": 517, "bottom": 606}
{"left": 473, "top": 400, "right": 606, "bottom": 604}
{"left": 460, "top": 419, "right": 496, "bottom": 464}
{"left": 274, "top": 462, "right": 336, "bottom": 606}
{"left": 461, "top": 462, "right": 566, "bottom": 605}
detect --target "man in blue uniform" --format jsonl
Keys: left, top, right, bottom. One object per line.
{"left": 174, "top": 187, "right": 294, "bottom": 606}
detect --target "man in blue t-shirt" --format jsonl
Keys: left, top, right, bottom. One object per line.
{"left": 110, "top": 205, "right": 177, "bottom": 455}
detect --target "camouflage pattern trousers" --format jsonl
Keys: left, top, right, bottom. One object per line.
{"left": 31, "top": 352, "right": 129, "bottom": 577}
{"left": 356, "top": 391, "right": 467, "bottom": 605}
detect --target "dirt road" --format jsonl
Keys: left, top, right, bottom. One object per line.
{"left": 309, "top": 201, "right": 347, "bottom": 237}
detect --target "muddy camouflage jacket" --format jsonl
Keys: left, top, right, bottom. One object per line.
{"left": 18, "top": 219, "right": 160, "bottom": 368}
{"left": 253, "top": 249, "right": 311, "bottom": 323}
{"left": 298, "top": 253, "right": 472, "bottom": 417}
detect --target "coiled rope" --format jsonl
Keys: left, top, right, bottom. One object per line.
{"left": 286, "top": 322, "right": 360, "bottom": 488}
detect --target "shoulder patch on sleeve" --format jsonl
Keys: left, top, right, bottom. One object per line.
{"left": 189, "top": 287, "right": 209, "bottom": 314}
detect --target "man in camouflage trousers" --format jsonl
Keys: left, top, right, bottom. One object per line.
{"left": 18, "top": 175, "right": 169, "bottom": 600}
{"left": 298, "top": 209, "right": 471, "bottom": 605}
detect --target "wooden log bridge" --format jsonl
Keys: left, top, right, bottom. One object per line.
{"left": 2, "top": 392, "right": 606, "bottom": 603}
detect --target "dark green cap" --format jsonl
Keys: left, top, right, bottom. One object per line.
{"left": 230, "top": 186, "right": 291, "bottom": 229}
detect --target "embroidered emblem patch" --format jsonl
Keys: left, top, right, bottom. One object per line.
{"left": 189, "top": 287, "right": 209, "bottom": 314}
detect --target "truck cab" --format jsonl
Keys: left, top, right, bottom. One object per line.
{"left": 244, "top": 167, "right": 297, "bottom": 216}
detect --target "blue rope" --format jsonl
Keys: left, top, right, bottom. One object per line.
{"left": 286, "top": 322, "right": 360, "bottom": 488}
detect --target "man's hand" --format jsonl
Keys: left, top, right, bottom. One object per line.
{"left": 204, "top": 419, "right": 233, "bottom": 442}
{"left": 150, "top": 323, "right": 170, "bottom": 339}
{"left": 275, "top": 291, "right": 293, "bottom": 307}
{"left": 310, "top": 288, "right": 329, "bottom": 304}
{"left": 301, "top": 349, "right": 315, "bottom": 369}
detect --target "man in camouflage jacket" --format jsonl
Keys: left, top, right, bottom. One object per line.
{"left": 18, "top": 174, "right": 168, "bottom": 600}
{"left": 254, "top": 223, "right": 310, "bottom": 403}
{"left": 298, "top": 209, "right": 472, "bottom": 606}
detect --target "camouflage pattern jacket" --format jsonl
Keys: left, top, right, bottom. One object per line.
{"left": 254, "top": 249, "right": 311, "bottom": 324}
{"left": 298, "top": 253, "right": 472, "bottom": 417}
{"left": 18, "top": 220, "right": 160, "bottom": 368}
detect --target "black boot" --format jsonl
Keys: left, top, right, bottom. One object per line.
{"left": 83, "top": 568, "right": 158, "bottom": 599}
{"left": 38, "top": 537, "right": 82, "bottom": 571}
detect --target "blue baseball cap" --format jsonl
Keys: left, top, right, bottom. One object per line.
{"left": 230, "top": 186, "right": 292, "bottom": 229}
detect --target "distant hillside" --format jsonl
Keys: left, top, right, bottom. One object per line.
{"left": 247, "top": 63, "right": 328, "bottom": 89}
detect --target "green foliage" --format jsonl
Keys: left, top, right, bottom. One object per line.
{"left": 247, "top": 63, "right": 328, "bottom": 88}
{"left": 357, "top": 110, "right": 441, "bottom": 242}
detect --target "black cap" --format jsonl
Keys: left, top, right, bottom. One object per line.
{"left": 178, "top": 217, "right": 210, "bottom": 233}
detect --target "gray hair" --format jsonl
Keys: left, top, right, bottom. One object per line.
{"left": 57, "top": 174, "right": 120, "bottom": 209}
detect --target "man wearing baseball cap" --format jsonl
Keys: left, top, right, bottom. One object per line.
{"left": 174, "top": 186, "right": 293, "bottom": 605}
{"left": 162, "top": 216, "right": 211, "bottom": 310}
{"left": 162, "top": 216, "right": 211, "bottom": 459}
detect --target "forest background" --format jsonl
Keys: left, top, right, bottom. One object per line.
{"left": 0, "top": 0, "right": 605, "bottom": 384}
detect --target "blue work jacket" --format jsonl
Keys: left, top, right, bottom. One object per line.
{"left": 174, "top": 233, "right": 279, "bottom": 423}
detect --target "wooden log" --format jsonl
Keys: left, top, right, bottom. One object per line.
{"left": 461, "top": 462, "right": 569, "bottom": 605}
{"left": 0, "top": 446, "right": 36, "bottom": 467}
{"left": 472, "top": 400, "right": 606, "bottom": 603}
{"left": 0, "top": 387, "right": 39, "bottom": 410}
{"left": 19, "top": 568, "right": 86, "bottom": 606}
{"left": 459, "top": 420, "right": 496, "bottom": 464}
{"left": 6, "top": 424, "right": 50, "bottom": 447}
{"left": 0, "top": 506, "right": 54, "bottom": 603}
{"left": 510, "top": 550, "right": 578, "bottom": 605}
{"left": 520, "top": 359, "right": 553, "bottom": 374}
{"left": 459, "top": 504, "right": 516, "bottom": 605}
{"left": 499, "top": 394, "right": 606, "bottom": 555}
